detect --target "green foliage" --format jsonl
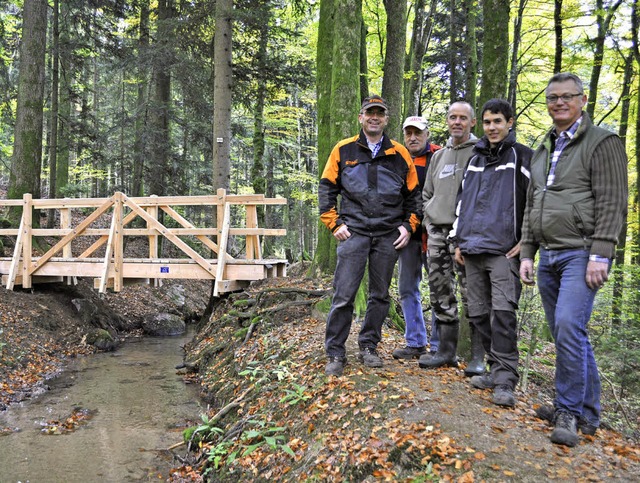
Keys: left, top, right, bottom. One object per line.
{"left": 183, "top": 413, "right": 225, "bottom": 446}
{"left": 279, "top": 383, "right": 311, "bottom": 406}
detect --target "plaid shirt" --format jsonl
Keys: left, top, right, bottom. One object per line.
{"left": 546, "top": 117, "right": 582, "bottom": 186}
{"left": 367, "top": 137, "right": 384, "bottom": 158}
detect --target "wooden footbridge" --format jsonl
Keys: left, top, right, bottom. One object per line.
{"left": 0, "top": 189, "right": 287, "bottom": 296}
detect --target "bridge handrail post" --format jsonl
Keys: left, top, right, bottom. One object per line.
{"left": 22, "top": 193, "right": 33, "bottom": 289}
{"left": 148, "top": 194, "right": 160, "bottom": 287}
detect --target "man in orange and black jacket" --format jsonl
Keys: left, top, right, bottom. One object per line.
{"left": 319, "top": 95, "right": 422, "bottom": 376}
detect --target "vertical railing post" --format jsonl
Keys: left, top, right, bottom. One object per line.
{"left": 147, "top": 194, "right": 159, "bottom": 287}
{"left": 245, "top": 201, "right": 262, "bottom": 260}
{"left": 113, "top": 192, "right": 124, "bottom": 291}
{"left": 60, "top": 200, "right": 74, "bottom": 285}
{"left": 216, "top": 188, "right": 226, "bottom": 256}
{"left": 21, "top": 193, "right": 33, "bottom": 289}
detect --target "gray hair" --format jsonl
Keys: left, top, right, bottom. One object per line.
{"left": 547, "top": 72, "right": 584, "bottom": 93}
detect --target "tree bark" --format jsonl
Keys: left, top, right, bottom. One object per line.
{"left": 8, "top": 0, "right": 48, "bottom": 224}
{"left": 381, "top": 0, "right": 407, "bottom": 139}
{"left": 507, "top": 0, "right": 526, "bottom": 114}
{"left": 313, "top": 0, "right": 338, "bottom": 274}
{"left": 586, "top": 0, "right": 623, "bottom": 119}
{"left": 212, "top": 0, "right": 233, "bottom": 191}
{"left": 404, "top": 0, "right": 437, "bottom": 118}
{"left": 462, "top": 0, "right": 477, "bottom": 110}
{"left": 478, "top": 0, "right": 509, "bottom": 112}
{"left": 148, "top": 0, "right": 173, "bottom": 197}
{"left": 47, "top": 0, "right": 60, "bottom": 228}
{"left": 132, "top": 0, "right": 150, "bottom": 197}
{"left": 553, "top": 0, "right": 563, "bottom": 73}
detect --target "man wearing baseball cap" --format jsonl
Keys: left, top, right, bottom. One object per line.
{"left": 319, "top": 95, "right": 423, "bottom": 376}
{"left": 392, "top": 116, "right": 441, "bottom": 360}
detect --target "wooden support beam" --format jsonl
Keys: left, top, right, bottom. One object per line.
{"left": 29, "top": 196, "right": 115, "bottom": 275}
{"left": 214, "top": 202, "right": 232, "bottom": 297}
{"left": 121, "top": 194, "right": 217, "bottom": 279}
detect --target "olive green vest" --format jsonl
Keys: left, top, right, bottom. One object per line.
{"left": 528, "top": 119, "right": 614, "bottom": 250}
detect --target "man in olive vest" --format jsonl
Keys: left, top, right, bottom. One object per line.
{"left": 520, "top": 72, "right": 628, "bottom": 447}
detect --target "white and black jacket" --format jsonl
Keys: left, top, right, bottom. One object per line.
{"left": 452, "top": 131, "right": 532, "bottom": 256}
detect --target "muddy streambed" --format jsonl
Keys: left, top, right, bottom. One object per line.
{"left": 0, "top": 332, "right": 201, "bottom": 482}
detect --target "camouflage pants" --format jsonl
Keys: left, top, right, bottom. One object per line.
{"left": 425, "top": 223, "right": 467, "bottom": 325}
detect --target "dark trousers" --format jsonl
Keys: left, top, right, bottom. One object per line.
{"left": 464, "top": 254, "right": 521, "bottom": 388}
{"left": 325, "top": 231, "right": 399, "bottom": 357}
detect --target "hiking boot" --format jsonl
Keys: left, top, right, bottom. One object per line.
{"left": 470, "top": 373, "right": 494, "bottom": 390}
{"left": 535, "top": 404, "right": 598, "bottom": 436}
{"left": 551, "top": 411, "right": 579, "bottom": 447}
{"left": 325, "top": 356, "right": 347, "bottom": 376}
{"left": 492, "top": 384, "right": 516, "bottom": 407}
{"left": 392, "top": 345, "right": 427, "bottom": 360}
{"left": 358, "top": 347, "right": 383, "bottom": 368}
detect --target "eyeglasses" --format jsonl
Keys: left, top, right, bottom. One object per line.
{"left": 545, "top": 93, "right": 583, "bottom": 104}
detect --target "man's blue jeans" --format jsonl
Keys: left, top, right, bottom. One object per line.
{"left": 325, "top": 231, "right": 399, "bottom": 357}
{"left": 398, "top": 238, "right": 437, "bottom": 349}
{"left": 537, "top": 248, "right": 603, "bottom": 427}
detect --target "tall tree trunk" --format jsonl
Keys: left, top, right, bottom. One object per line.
{"left": 586, "top": 0, "right": 623, "bottom": 119}
{"left": 462, "top": 0, "right": 477, "bottom": 110}
{"left": 148, "top": 0, "right": 173, "bottom": 197}
{"left": 313, "top": 0, "right": 337, "bottom": 274}
{"left": 611, "top": 51, "right": 633, "bottom": 325}
{"left": 553, "top": 0, "right": 563, "bottom": 73}
{"left": 8, "top": 0, "right": 48, "bottom": 225}
{"left": 507, "top": 0, "right": 527, "bottom": 113}
{"left": 360, "top": 19, "right": 369, "bottom": 101}
{"left": 449, "top": 0, "right": 457, "bottom": 102}
{"left": 381, "top": 0, "right": 406, "bottom": 138}
{"left": 212, "top": 0, "right": 233, "bottom": 191}
{"left": 132, "top": 0, "right": 150, "bottom": 197}
{"left": 329, "top": 0, "right": 361, "bottom": 154}
{"left": 478, "top": 0, "right": 509, "bottom": 111}
{"left": 404, "top": 0, "right": 436, "bottom": 118}
{"left": 252, "top": 17, "right": 269, "bottom": 239}
{"left": 47, "top": 0, "right": 60, "bottom": 228}
{"left": 313, "top": 0, "right": 361, "bottom": 274}
{"left": 56, "top": 0, "right": 71, "bottom": 198}
{"left": 632, "top": 0, "right": 640, "bottom": 265}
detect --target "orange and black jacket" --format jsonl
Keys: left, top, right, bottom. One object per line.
{"left": 319, "top": 130, "right": 422, "bottom": 237}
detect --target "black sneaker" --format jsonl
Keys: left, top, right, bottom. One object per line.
{"left": 358, "top": 347, "right": 383, "bottom": 367}
{"left": 551, "top": 411, "right": 579, "bottom": 447}
{"left": 492, "top": 385, "right": 516, "bottom": 407}
{"left": 535, "top": 404, "right": 597, "bottom": 436}
{"left": 470, "top": 373, "right": 494, "bottom": 390}
{"left": 325, "top": 356, "right": 347, "bottom": 376}
{"left": 392, "top": 345, "right": 427, "bottom": 360}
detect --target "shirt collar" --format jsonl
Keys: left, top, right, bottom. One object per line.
{"left": 554, "top": 116, "right": 582, "bottom": 140}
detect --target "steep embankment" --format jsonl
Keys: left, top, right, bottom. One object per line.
{"left": 172, "top": 264, "right": 640, "bottom": 482}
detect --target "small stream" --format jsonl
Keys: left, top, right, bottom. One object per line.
{"left": 0, "top": 332, "right": 201, "bottom": 482}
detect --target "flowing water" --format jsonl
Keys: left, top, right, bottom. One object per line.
{"left": 0, "top": 332, "right": 201, "bottom": 482}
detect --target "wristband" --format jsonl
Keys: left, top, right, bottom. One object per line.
{"left": 589, "top": 254, "right": 610, "bottom": 263}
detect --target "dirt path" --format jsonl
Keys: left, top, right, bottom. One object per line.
{"left": 177, "top": 271, "right": 640, "bottom": 482}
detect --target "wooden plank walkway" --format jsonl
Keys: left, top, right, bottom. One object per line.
{"left": 0, "top": 189, "right": 287, "bottom": 295}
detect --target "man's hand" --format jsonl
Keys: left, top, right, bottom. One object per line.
{"left": 454, "top": 246, "right": 464, "bottom": 265}
{"left": 333, "top": 224, "right": 351, "bottom": 241}
{"left": 393, "top": 225, "right": 410, "bottom": 250}
{"left": 586, "top": 260, "right": 609, "bottom": 290}
{"left": 520, "top": 259, "right": 535, "bottom": 285}
{"left": 506, "top": 242, "right": 521, "bottom": 259}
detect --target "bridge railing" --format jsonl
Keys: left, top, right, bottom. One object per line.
{"left": 0, "top": 189, "right": 287, "bottom": 295}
